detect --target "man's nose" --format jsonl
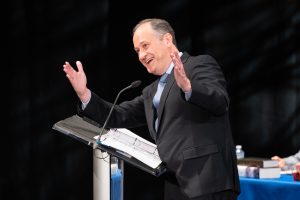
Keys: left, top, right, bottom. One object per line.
{"left": 139, "top": 51, "right": 146, "bottom": 61}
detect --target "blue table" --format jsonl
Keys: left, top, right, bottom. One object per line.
{"left": 238, "top": 174, "right": 300, "bottom": 200}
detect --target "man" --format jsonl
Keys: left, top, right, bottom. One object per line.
{"left": 63, "top": 18, "right": 240, "bottom": 200}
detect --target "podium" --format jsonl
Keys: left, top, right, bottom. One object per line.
{"left": 52, "top": 115, "right": 166, "bottom": 200}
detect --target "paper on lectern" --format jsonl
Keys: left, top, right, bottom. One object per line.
{"left": 94, "top": 128, "right": 162, "bottom": 169}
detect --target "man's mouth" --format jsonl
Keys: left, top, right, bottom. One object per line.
{"left": 146, "top": 58, "right": 153, "bottom": 65}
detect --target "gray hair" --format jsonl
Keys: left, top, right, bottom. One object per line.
{"left": 132, "top": 18, "right": 177, "bottom": 47}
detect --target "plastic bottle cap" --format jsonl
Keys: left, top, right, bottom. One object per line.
{"left": 236, "top": 145, "right": 242, "bottom": 149}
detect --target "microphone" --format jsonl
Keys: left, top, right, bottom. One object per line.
{"left": 95, "top": 80, "right": 142, "bottom": 146}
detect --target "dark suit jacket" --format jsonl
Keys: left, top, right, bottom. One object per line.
{"left": 78, "top": 52, "right": 240, "bottom": 198}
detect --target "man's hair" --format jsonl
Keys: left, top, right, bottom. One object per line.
{"left": 132, "top": 18, "right": 177, "bottom": 47}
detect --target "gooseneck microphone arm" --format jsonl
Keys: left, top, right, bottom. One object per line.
{"left": 95, "top": 80, "right": 142, "bottom": 145}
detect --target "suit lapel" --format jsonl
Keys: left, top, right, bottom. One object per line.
{"left": 156, "top": 52, "right": 189, "bottom": 134}
{"left": 148, "top": 81, "right": 159, "bottom": 140}
{"left": 156, "top": 73, "right": 174, "bottom": 131}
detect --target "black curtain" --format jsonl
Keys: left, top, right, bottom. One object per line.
{"left": 2, "top": 0, "right": 300, "bottom": 199}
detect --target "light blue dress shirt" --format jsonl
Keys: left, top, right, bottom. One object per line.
{"left": 152, "top": 52, "right": 192, "bottom": 131}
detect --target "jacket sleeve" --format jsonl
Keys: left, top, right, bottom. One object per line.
{"left": 284, "top": 150, "right": 300, "bottom": 166}
{"left": 77, "top": 91, "right": 147, "bottom": 128}
{"left": 186, "top": 55, "right": 229, "bottom": 116}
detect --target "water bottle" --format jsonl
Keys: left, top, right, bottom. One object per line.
{"left": 111, "top": 156, "right": 119, "bottom": 175}
{"left": 236, "top": 145, "right": 245, "bottom": 159}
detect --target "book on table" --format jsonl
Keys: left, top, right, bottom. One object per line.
{"left": 237, "top": 157, "right": 279, "bottom": 168}
{"left": 237, "top": 165, "right": 281, "bottom": 179}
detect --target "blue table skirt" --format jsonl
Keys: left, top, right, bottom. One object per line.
{"left": 238, "top": 174, "right": 300, "bottom": 200}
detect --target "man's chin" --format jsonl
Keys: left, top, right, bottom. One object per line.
{"left": 146, "top": 67, "right": 155, "bottom": 74}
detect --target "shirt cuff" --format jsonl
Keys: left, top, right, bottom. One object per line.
{"left": 81, "top": 90, "right": 91, "bottom": 110}
{"left": 184, "top": 90, "right": 192, "bottom": 100}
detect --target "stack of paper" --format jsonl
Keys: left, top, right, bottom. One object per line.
{"left": 95, "top": 128, "right": 162, "bottom": 169}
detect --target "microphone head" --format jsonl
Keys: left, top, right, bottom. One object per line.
{"left": 131, "top": 80, "right": 142, "bottom": 88}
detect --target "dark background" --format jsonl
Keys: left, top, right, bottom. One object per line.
{"left": 3, "top": 0, "right": 300, "bottom": 199}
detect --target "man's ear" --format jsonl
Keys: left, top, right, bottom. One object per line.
{"left": 163, "top": 33, "right": 173, "bottom": 47}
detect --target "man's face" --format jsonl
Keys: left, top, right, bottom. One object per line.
{"left": 133, "top": 23, "right": 172, "bottom": 75}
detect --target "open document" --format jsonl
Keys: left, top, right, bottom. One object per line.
{"left": 95, "top": 128, "right": 162, "bottom": 169}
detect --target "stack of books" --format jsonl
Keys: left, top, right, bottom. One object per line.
{"left": 237, "top": 157, "right": 281, "bottom": 179}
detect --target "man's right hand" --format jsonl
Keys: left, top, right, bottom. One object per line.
{"left": 63, "top": 61, "right": 91, "bottom": 103}
{"left": 271, "top": 155, "right": 286, "bottom": 168}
